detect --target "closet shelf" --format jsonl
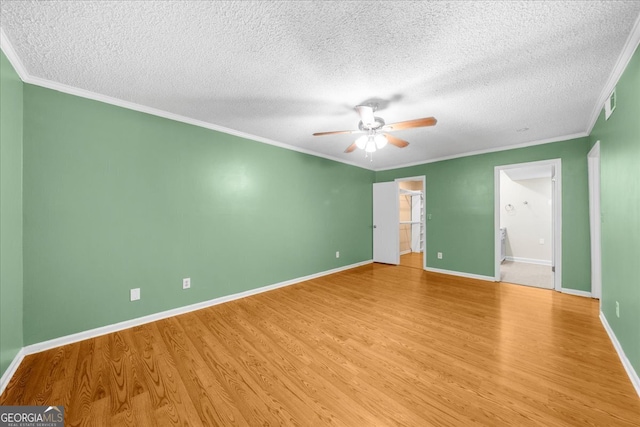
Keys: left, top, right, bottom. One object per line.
{"left": 399, "top": 188, "right": 422, "bottom": 196}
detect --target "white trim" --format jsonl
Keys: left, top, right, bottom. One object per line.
{"left": 0, "top": 28, "right": 29, "bottom": 78}
{"left": 19, "top": 260, "right": 371, "bottom": 356}
{"left": 0, "top": 348, "right": 26, "bottom": 396}
{"left": 400, "top": 249, "right": 412, "bottom": 256}
{"left": 504, "top": 256, "right": 552, "bottom": 266}
{"left": 0, "top": 26, "right": 604, "bottom": 175}
{"left": 600, "top": 312, "right": 640, "bottom": 398}
{"left": 588, "top": 142, "right": 602, "bottom": 300}
{"left": 424, "top": 267, "right": 495, "bottom": 282}
{"left": 495, "top": 159, "right": 562, "bottom": 292}
{"left": 586, "top": 14, "right": 640, "bottom": 134}
{"left": 561, "top": 288, "right": 593, "bottom": 298}
{"left": 0, "top": 28, "right": 29, "bottom": 398}
{"left": 0, "top": 27, "right": 592, "bottom": 175}
{"left": 374, "top": 132, "right": 587, "bottom": 172}
{"left": 5, "top": 16, "right": 639, "bottom": 175}
{"left": 0, "top": 28, "right": 371, "bottom": 172}
{"left": 26, "top": 76, "right": 370, "bottom": 171}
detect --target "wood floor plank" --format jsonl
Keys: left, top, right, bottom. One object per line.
{"left": 2, "top": 263, "right": 639, "bottom": 426}
{"left": 158, "top": 315, "right": 248, "bottom": 426}
{"left": 67, "top": 336, "right": 110, "bottom": 425}
{"left": 215, "top": 298, "right": 395, "bottom": 426}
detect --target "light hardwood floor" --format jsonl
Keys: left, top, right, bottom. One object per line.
{"left": 2, "top": 263, "right": 639, "bottom": 426}
{"left": 400, "top": 252, "right": 423, "bottom": 269}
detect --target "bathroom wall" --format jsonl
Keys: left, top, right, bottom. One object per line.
{"left": 500, "top": 171, "right": 552, "bottom": 264}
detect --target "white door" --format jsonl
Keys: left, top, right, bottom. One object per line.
{"left": 373, "top": 182, "right": 400, "bottom": 265}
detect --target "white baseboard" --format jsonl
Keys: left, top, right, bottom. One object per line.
{"left": 13, "top": 259, "right": 372, "bottom": 365}
{"left": 424, "top": 267, "right": 495, "bottom": 282}
{"left": 0, "top": 348, "right": 26, "bottom": 396}
{"left": 400, "top": 250, "right": 412, "bottom": 255}
{"left": 600, "top": 312, "right": 640, "bottom": 398}
{"left": 561, "top": 288, "right": 593, "bottom": 298}
{"left": 504, "top": 256, "right": 552, "bottom": 266}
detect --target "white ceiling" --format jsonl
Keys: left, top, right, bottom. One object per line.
{"left": 2, "top": 1, "right": 639, "bottom": 171}
{"left": 502, "top": 165, "right": 552, "bottom": 181}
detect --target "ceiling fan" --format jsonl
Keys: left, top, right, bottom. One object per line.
{"left": 313, "top": 104, "right": 437, "bottom": 154}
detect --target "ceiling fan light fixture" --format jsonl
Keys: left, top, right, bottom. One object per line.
{"left": 365, "top": 138, "right": 377, "bottom": 153}
{"left": 374, "top": 134, "right": 388, "bottom": 149}
{"left": 355, "top": 135, "right": 368, "bottom": 149}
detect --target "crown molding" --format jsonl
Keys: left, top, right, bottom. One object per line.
{"left": 4, "top": 15, "right": 639, "bottom": 174}
{"left": 28, "top": 73, "right": 373, "bottom": 171}
{"left": 0, "top": 27, "right": 373, "bottom": 172}
{"left": 586, "top": 12, "right": 640, "bottom": 134}
{"left": 373, "top": 132, "right": 588, "bottom": 172}
{"left": 0, "top": 27, "right": 29, "bottom": 79}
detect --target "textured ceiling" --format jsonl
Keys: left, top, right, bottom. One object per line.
{"left": 2, "top": 1, "right": 639, "bottom": 170}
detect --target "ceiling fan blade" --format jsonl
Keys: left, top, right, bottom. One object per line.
{"left": 384, "top": 133, "right": 409, "bottom": 148}
{"left": 344, "top": 142, "right": 358, "bottom": 153}
{"left": 385, "top": 117, "right": 437, "bottom": 131}
{"left": 313, "top": 129, "right": 361, "bottom": 136}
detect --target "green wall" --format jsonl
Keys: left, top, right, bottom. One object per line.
{"left": 589, "top": 44, "right": 640, "bottom": 373}
{"left": 4, "top": 40, "right": 636, "bottom": 382}
{"left": 22, "top": 85, "right": 374, "bottom": 345}
{"left": 0, "top": 50, "right": 24, "bottom": 376}
{"left": 376, "top": 137, "right": 592, "bottom": 291}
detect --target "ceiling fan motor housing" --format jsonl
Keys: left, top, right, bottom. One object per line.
{"left": 358, "top": 117, "right": 386, "bottom": 131}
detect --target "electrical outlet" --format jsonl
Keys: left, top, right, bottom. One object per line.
{"left": 616, "top": 301, "right": 620, "bottom": 318}
{"left": 183, "top": 278, "right": 191, "bottom": 289}
{"left": 336, "top": 251, "right": 340, "bottom": 258}
{"left": 539, "top": 238, "right": 545, "bottom": 245}
{"left": 130, "top": 288, "right": 140, "bottom": 301}
{"left": 437, "top": 252, "right": 443, "bottom": 259}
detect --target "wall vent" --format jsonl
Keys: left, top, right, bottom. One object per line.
{"left": 604, "top": 88, "right": 616, "bottom": 120}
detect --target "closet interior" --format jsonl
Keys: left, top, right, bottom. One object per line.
{"left": 398, "top": 180, "right": 424, "bottom": 268}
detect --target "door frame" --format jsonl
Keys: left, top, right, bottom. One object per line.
{"left": 588, "top": 141, "right": 602, "bottom": 299}
{"left": 395, "top": 176, "right": 427, "bottom": 270}
{"left": 494, "top": 159, "right": 562, "bottom": 291}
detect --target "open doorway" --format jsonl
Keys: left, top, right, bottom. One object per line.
{"left": 396, "top": 176, "right": 426, "bottom": 270}
{"left": 495, "top": 160, "right": 562, "bottom": 291}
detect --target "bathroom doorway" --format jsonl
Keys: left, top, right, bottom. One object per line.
{"left": 494, "top": 160, "right": 562, "bottom": 291}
